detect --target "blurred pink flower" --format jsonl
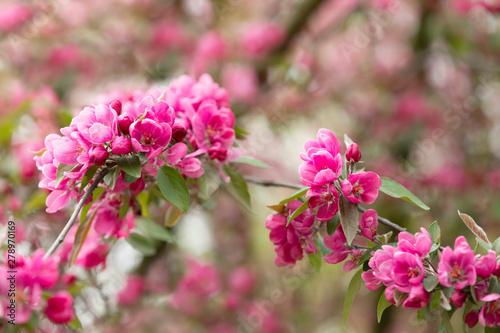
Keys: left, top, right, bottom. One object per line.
{"left": 221, "top": 65, "right": 258, "bottom": 103}
{"left": 241, "top": 22, "right": 285, "bottom": 58}
{"left": 44, "top": 291, "right": 75, "bottom": 324}
{"left": 0, "top": 2, "right": 31, "bottom": 32}
{"left": 117, "top": 275, "right": 144, "bottom": 306}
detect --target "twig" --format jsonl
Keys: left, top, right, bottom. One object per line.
{"left": 44, "top": 166, "right": 110, "bottom": 258}
{"left": 357, "top": 205, "right": 407, "bottom": 234}
{"left": 244, "top": 177, "right": 303, "bottom": 190}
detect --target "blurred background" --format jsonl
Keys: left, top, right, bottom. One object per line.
{"left": 1, "top": 0, "right": 499, "bottom": 331}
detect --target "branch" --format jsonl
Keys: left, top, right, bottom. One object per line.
{"left": 44, "top": 166, "right": 110, "bottom": 259}
{"left": 244, "top": 177, "right": 303, "bottom": 190}
{"left": 357, "top": 205, "right": 407, "bottom": 234}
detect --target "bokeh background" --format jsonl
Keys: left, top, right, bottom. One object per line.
{"left": 1, "top": 0, "right": 499, "bottom": 331}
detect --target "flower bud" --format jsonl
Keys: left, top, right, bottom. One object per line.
{"left": 464, "top": 310, "right": 478, "bottom": 328}
{"left": 109, "top": 99, "right": 122, "bottom": 115}
{"left": 89, "top": 145, "right": 109, "bottom": 165}
{"left": 111, "top": 136, "right": 132, "bottom": 155}
{"left": 44, "top": 291, "right": 75, "bottom": 324}
{"left": 346, "top": 143, "right": 361, "bottom": 163}
{"left": 118, "top": 114, "right": 133, "bottom": 135}
{"left": 172, "top": 122, "right": 187, "bottom": 142}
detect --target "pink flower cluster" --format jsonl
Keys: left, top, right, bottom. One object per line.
{"left": 299, "top": 129, "right": 381, "bottom": 222}
{"left": 35, "top": 74, "right": 241, "bottom": 235}
{"left": 0, "top": 250, "right": 75, "bottom": 325}
{"left": 362, "top": 228, "right": 432, "bottom": 309}
{"left": 265, "top": 200, "right": 317, "bottom": 267}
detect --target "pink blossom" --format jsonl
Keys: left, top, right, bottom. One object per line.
{"left": 56, "top": 226, "right": 109, "bottom": 269}
{"left": 360, "top": 209, "right": 378, "bottom": 241}
{"left": 306, "top": 184, "right": 339, "bottom": 221}
{"left": 241, "top": 22, "right": 285, "bottom": 58}
{"left": 341, "top": 171, "right": 381, "bottom": 205}
{"left": 221, "top": 65, "right": 258, "bottom": 103}
{"left": 53, "top": 135, "right": 91, "bottom": 167}
{"left": 363, "top": 245, "right": 399, "bottom": 288}
{"left": 402, "top": 284, "right": 430, "bottom": 309}
{"left": 346, "top": 143, "right": 361, "bottom": 163}
{"left": 265, "top": 200, "right": 316, "bottom": 267}
{"left": 299, "top": 150, "right": 343, "bottom": 187}
{"left": 93, "top": 204, "right": 134, "bottom": 238}
{"left": 171, "top": 260, "right": 220, "bottom": 315}
{"left": 450, "top": 289, "right": 467, "bottom": 308}
{"left": 111, "top": 136, "right": 133, "bottom": 155}
{"left": 117, "top": 275, "right": 144, "bottom": 306}
{"left": 88, "top": 145, "right": 109, "bottom": 165}
{"left": 130, "top": 118, "right": 172, "bottom": 159}
{"left": 25, "top": 249, "right": 59, "bottom": 289}
{"left": 323, "top": 227, "right": 350, "bottom": 265}
{"left": 479, "top": 293, "right": 500, "bottom": 327}
{"left": 70, "top": 105, "right": 118, "bottom": 145}
{"left": 393, "top": 252, "right": 424, "bottom": 293}
{"left": 44, "top": 291, "right": 75, "bottom": 324}
{"left": 397, "top": 228, "right": 432, "bottom": 258}
{"left": 229, "top": 268, "right": 256, "bottom": 295}
{"left": 0, "top": 2, "right": 32, "bottom": 32}
{"left": 438, "top": 236, "right": 476, "bottom": 290}
{"left": 343, "top": 249, "right": 363, "bottom": 272}
{"left": 165, "top": 143, "right": 204, "bottom": 178}
{"left": 475, "top": 250, "right": 497, "bottom": 279}
{"left": 192, "top": 100, "right": 235, "bottom": 162}
{"left": 465, "top": 310, "right": 479, "bottom": 328}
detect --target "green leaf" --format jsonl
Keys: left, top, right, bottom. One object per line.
{"left": 124, "top": 173, "right": 140, "bottom": 184}
{"left": 70, "top": 207, "right": 99, "bottom": 266}
{"left": 344, "top": 269, "right": 363, "bottom": 326}
{"left": 80, "top": 187, "right": 105, "bottom": 224}
{"left": 157, "top": 166, "right": 190, "bottom": 212}
{"left": 136, "top": 191, "right": 150, "bottom": 218}
{"left": 233, "top": 156, "right": 270, "bottom": 168}
{"left": 103, "top": 167, "right": 120, "bottom": 190}
{"left": 326, "top": 213, "right": 341, "bottom": 236}
{"left": 377, "top": 292, "right": 393, "bottom": 323}
{"left": 119, "top": 191, "right": 130, "bottom": 219}
{"left": 117, "top": 155, "right": 142, "bottom": 178}
{"left": 279, "top": 187, "right": 309, "bottom": 205}
{"left": 431, "top": 290, "right": 441, "bottom": 311}
{"left": 308, "top": 251, "right": 322, "bottom": 272}
{"left": 223, "top": 166, "right": 252, "bottom": 212}
{"left": 492, "top": 237, "right": 500, "bottom": 255}
{"left": 428, "top": 221, "right": 441, "bottom": 244}
{"left": 476, "top": 237, "right": 492, "bottom": 252}
{"left": 440, "top": 309, "right": 455, "bottom": 333}
{"left": 417, "top": 307, "right": 428, "bottom": 323}
{"left": 56, "top": 163, "right": 77, "bottom": 187}
{"left": 234, "top": 125, "right": 249, "bottom": 139}
{"left": 286, "top": 198, "right": 310, "bottom": 226}
{"left": 197, "top": 174, "right": 209, "bottom": 200}
{"left": 136, "top": 217, "right": 176, "bottom": 243}
{"left": 380, "top": 177, "right": 430, "bottom": 210}
{"left": 79, "top": 165, "right": 100, "bottom": 195}
{"left": 25, "top": 190, "right": 48, "bottom": 212}
{"left": 338, "top": 194, "right": 359, "bottom": 246}
{"left": 423, "top": 275, "right": 439, "bottom": 292}
{"left": 126, "top": 233, "right": 157, "bottom": 256}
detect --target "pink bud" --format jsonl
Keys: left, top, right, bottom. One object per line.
{"left": 172, "top": 123, "right": 187, "bottom": 142}
{"left": 111, "top": 136, "right": 132, "bottom": 155}
{"left": 109, "top": 99, "right": 122, "bottom": 115}
{"left": 89, "top": 145, "right": 109, "bottom": 165}
{"left": 346, "top": 143, "right": 361, "bottom": 163}
{"left": 44, "top": 291, "right": 75, "bottom": 324}
{"left": 118, "top": 114, "right": 133, "bottom": 135}
{"left": 450, "top": 290, "right": 467, "bottom": 308}
{"left": 465, "top": 310, "right": 479, "bottom": 328}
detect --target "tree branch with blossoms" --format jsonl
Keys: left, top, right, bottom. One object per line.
{"left": 263, "top": 128, "right": 500, "bottom": 331}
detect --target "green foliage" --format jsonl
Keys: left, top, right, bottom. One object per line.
{"left": 157, "top": 166, "right": 190, "bottom": 212}
{"left": 379, "top": 177, "right": 430, "bottom": 210}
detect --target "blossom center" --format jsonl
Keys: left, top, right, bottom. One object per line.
{"left": 352, "top": 184, "right": 364, "bottom": 195}
{"left": 407, "top": 267, "right": 420, "bottom": 278}
{"left": 142, "top": 131, "right": 154, "bottom": 144}
{"left": 76, "top": 145, "right": 85, "bottom": 155}
{"left": 450, "top": 262, "right": 462, "bottom": 279}
{"left": 207, "top": 125, "right": 220, "bottom": 137}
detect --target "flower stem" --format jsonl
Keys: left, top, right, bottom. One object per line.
{"left": 44, "top": 166, "right": 111, "bottom": 259}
